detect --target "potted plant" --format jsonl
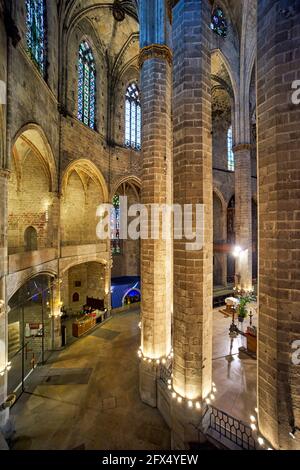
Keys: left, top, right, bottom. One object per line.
{"left": 237, "top": 294, "right": 255, "bottom": 323}
{"left": 237, "top": 299, "right": 248, "bottom": 323}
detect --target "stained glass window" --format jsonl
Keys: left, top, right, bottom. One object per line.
{"left": 227, "top": 126, "right": 235, "bottom": 172}
{"left": 25, "top": 0, "right": 47, "bottom": 75}
{"left": 78, "top": 41, "right": 96, "bottom": 130}
{"left": 125, "top": 83, "right": 141, "bottom": 150}
{"left": 111, "top": 194, "right": 121, "bottom": 255}
{"left": 211, "top": 7, "right": 228, "bottom": 38}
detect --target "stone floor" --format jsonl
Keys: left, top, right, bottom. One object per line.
{"left": 9, "top": 307, "right": 257, "bottom": 450}
{"left": 10, "top": 310, "right": 171, "bottom": 450}
{"left": 212, "top": 308, "right": 257, "bottom": 424}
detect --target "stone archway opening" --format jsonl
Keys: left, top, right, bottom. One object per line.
{"left": 8, "top": 126, "right": 56, "bottom": 256}
{"left": 7, "top": 273, "right": 55, "bottom": 400}
{"left": 111, "top": 178, "right": 141, "bottom": 313}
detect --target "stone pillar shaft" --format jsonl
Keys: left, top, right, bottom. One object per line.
{"left": 234, "top": 145, "right": 253, "bottom": 291}
{"left": 51, "top": 279, "right": 62, "bottom": 350}
{"left": 140, "top": 53, "right": 172, "bottom": 360}
{"left": 172, "top": 0, "right": 212, "bottom": 402}
{"left": 0, "top": 170, "right": 9, "bottom": 428}
{"left": 257, "top": 0, "right": 300, "bottom": 450}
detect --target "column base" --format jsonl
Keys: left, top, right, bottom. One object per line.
{"left": 170, "top": 401, "right": 208, "bottom": 450}
{"left": 139, "top": 360, "right": 159, "bottom": 408}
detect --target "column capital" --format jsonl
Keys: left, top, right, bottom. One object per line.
{"left": 233, "top": 143, "right": 252, "bottom": 153}
{"left": 139, "top": 44, "right": 173, "bottom": 68}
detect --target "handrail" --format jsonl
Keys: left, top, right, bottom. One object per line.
{"left": 206, "top": 404, "right": 256, "bottom": 450}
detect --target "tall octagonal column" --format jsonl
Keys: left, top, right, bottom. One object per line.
{"left": 139, "top": 0, "right": 173, "bottom": 407}
{"left": 171, "top": 0, "right": 213, "bottom": 448}
{"left": 257, "top": 0, "right": 300, "bottom": 450}
{"left": 0, "top": 169, "right": 9, "bottom": 431}
{"left": 234, "top": 144, "right": 253, "bottom": 292}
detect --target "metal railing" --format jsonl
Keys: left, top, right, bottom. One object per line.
{"left": 206, "top": 405, "right": 256, "bottom": 450}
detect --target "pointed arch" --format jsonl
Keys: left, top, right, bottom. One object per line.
{"left": 125, "top": 82, "right": 141, "bottom": 150}
{"left": 12, "top": 123, "right": 57, "bottom": 192}
{"left": 25, "top": 0, "right": 47, "bottom": 75}
{"left": 61, "top": 159, "right": 109, "bottom": 203}
{"left": 77, "top": 39, "right": 96, "bottom": 129}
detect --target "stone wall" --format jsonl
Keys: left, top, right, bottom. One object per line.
{"left": 62, "top": 262, "right": 105, "bottom": 311}
{"left": 257, "top": 0, "right": 300, "bottom": 450}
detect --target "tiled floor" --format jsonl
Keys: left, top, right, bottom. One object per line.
{"left": 10, "top": 310, "right": 171, "bottom": 450}
{"left": 212, "top": 308, "right": 257, "bottom": 424}
{"left": 10, "top": 307, "right": 257, "bottom": 450}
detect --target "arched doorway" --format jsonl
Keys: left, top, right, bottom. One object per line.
{"left": 123, "top": 288, "right": 141, "bottom": 307}
{"left": 24, "top": 226, "right": 38, "bottom": 252}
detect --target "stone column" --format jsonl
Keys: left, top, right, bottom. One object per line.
{"left": 0, "top": 169, "right": 9, "bottom": 429}
{"left": 172, "top": 0, "right": 213, "bottom": 448}
{"left": 139, "top": 0, "right": 172, "bottom": 407}
{"left": 257, "top": 0, "right": 300, "bottom": 450}
{"left": 104, "top": 260, "right": 112, "bottom": 315}
{"left": 233, "top": 144, "right": 253, "bottom": 292}
{"left": 51, "top": 278, "right": 62, "bottom": 350}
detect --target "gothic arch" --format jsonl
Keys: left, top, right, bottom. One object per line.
{"left": 12, "top": 123, "right": 57, "bottom": 192}
{"left": 61, "top": 159, "right": 109, "bottom": 202}
{"left": 110, "top": 175, "right": 141, "bottom": 200}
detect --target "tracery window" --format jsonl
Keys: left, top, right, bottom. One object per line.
{"left": 111, "top": 194, "right": 121, "bottom": 255}
{"left": 227, "top": 126, "right": 235, "bottom": 172}
{"left": 125, "top": 83, "right": 141, "bottom": 150}
{"left": 25, "top": 0, "right": 47, "bottom": 75}
{"left": 78, "top": 41, "right": 96, "bottom": 130}
{"left": 211, "top": 7, "right": 228, "bottom": 38}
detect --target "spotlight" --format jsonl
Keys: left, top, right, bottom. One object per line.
{"left": 257, "top": 437, "right": 264, "bottom": 446}
{"left": 177, "top": 396, "right": 182, "bottom": 404}
{"left": 250, "top": 423, "right": 257, "bottom": 431}
{"left": 233, "top": 245, "right": 243, "bottom": 258}
{"left": 195, "top": 402, "right": 201, "bottom": 410}
{"left": 289, "top": 427, "right": 300, "bottom": 439}
{"left": 188, "top": 400, "right": 193, "bottom": 408}
{"left": 250, "top": 415, "right": 256, "bottom": 423}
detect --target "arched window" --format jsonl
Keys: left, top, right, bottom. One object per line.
{"left": 111, "top": 194, "right": 121, "bottom": 255}
{"left": 211, "top": 6, "right": 228, "bottom": 38}
{"left": 227, "top": 126, "right": 235, "bottom": 172}
{"left": 72, "top": 293, "right": 80, "bottom": 303}
{"left": 125, "top": 83, "right": 141, "bottom": 150}
{"left": 78, "top": 41, "right": 96, "bottom": 130}
{"left": 25, "top": 0, "right": 47, "bottom": 75}
{"left": 24, "top": 226, "right": 38, "bottom": 252}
